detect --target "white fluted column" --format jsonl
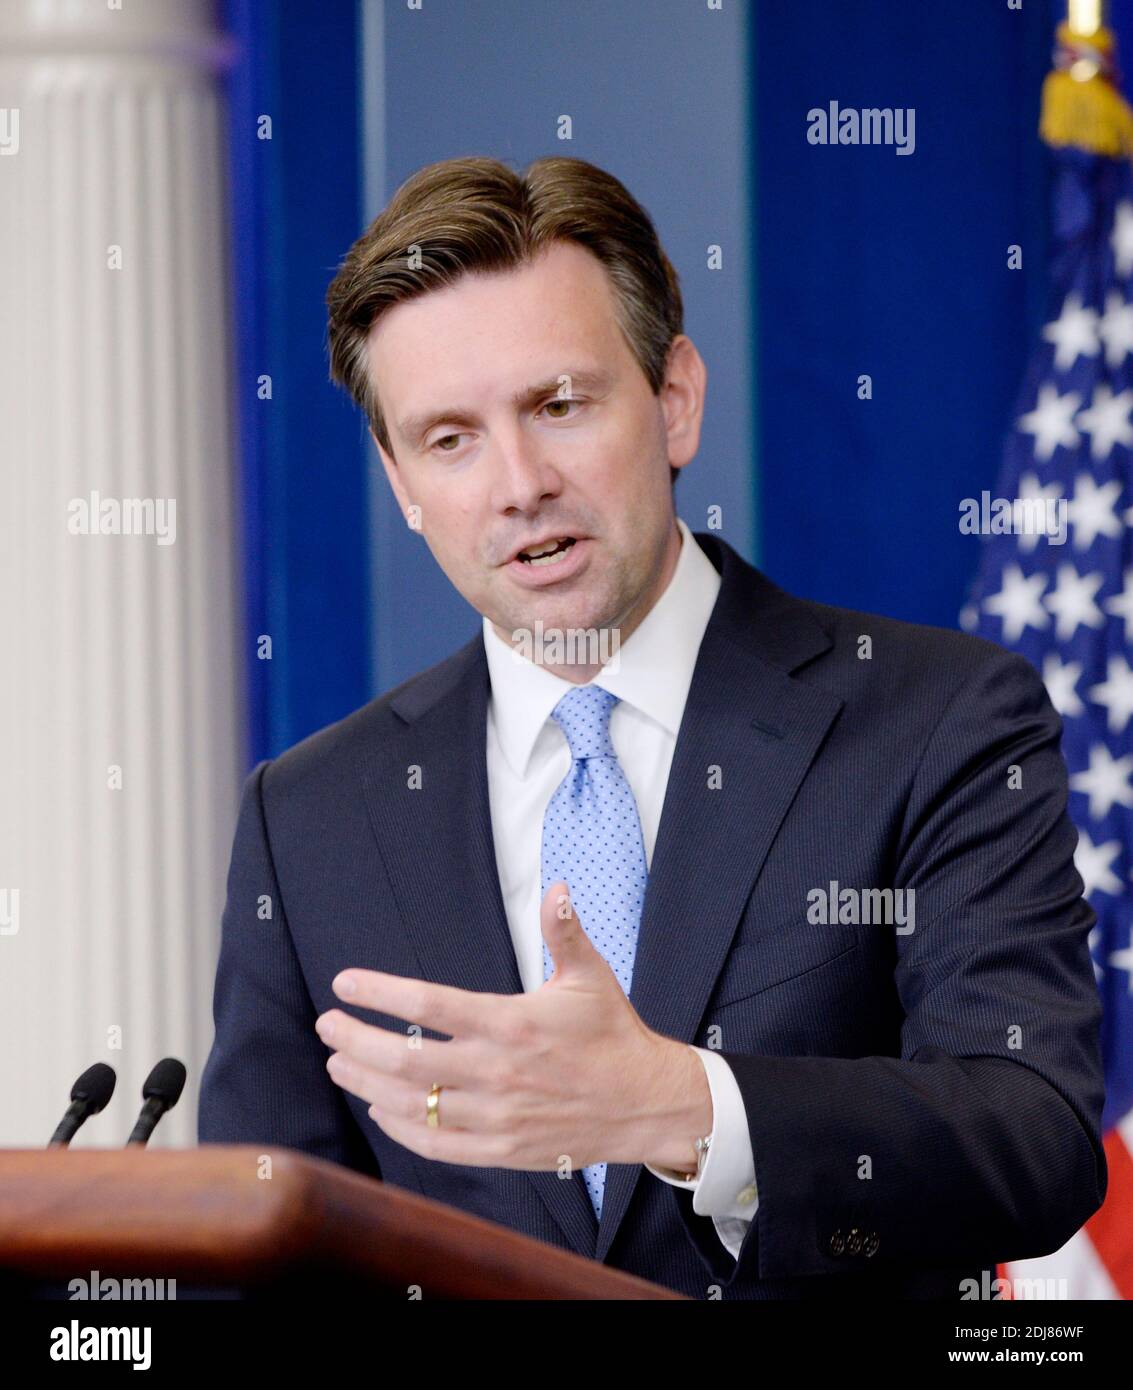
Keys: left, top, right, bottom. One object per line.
{"left": 0, "top": 0, "right": 242, "bottom": 1147}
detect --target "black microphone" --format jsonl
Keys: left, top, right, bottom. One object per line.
{"left": 47, "top": 1063, "right": 116, "bottom": 1148}
{"left": 125, "top": 1057, "right": 187, "bottom": 1147}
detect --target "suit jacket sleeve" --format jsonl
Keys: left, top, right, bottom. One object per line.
{"left": 646, "top": 1047, "right": 757, "bottom": 1260}
{"left": 671, "top": 646, "right": 1107, "bottom": 1286}
{"left": 197, "top": 759, "right": 381, "bottom": 1178}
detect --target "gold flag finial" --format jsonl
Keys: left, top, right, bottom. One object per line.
{"left": 1040, "top": 0, "right": 1133, "bottom": 158}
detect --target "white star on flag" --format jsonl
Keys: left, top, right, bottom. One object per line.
{"left": 1089, "top": 923, "right": 1104, "bottom": 983}
{"left": 1112, "top": 199, "right": 1133, "bottom": 278}
{"left": 1042, "top": 291, "right": 1100, "bottom": 370}
{"left": 1074, "top": 828, "right": 1124, "bottom": 898}
{"left": 1070, "top": 743, "right": 1133, "bottom": 821}
{"left": 1098, "top": 289, "right": 1133, "bottom": 367}
{"left": 1016, "top": 383, "right": 1081, "bottom": 462}
{"left": 1088, "top": 654, "right": 1133, "bottom": 736}
{"left": 1067, "top": 473, "right": 1124, "bottom": 549}
{"left": 1109, "top": 929, "right": 1133, "bottom": 994}
{"left": 1104, "top": 567, "right": 1133, "bottom": 642}
{"left": 1043, "top": 563, "right": 1106, "bottom": 640}
{"left": 982, "top": 563, "right": 1049, "bottom": 641}
{"left": 1043, "top": 651, "right": 1085, "bottom": 717}
{"left": 1017, "top": 472, "right": 1067, "bottom": 552}
{"left": 1075, "top": 383, "right": 1133, "bottom": 460}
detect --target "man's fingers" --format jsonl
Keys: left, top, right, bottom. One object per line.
{"left": 315, "top": 1008, "right": 492, "bottom": 1086}
{"left": 330, "top": 968, "right": 515, "bottom": 1042}
{"left": 366, "top": 1104, "right": 524, "bottom": 1169}
{"left": 325, "top": 1059, "right": 499, "bottom": 1133}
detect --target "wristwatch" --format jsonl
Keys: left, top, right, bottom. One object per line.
{"left": 679, "top": 1132, "right": 712, "bottom": 1182}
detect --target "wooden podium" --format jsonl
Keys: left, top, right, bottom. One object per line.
{"left": 0, "top": 1146, "right": 684, "bottom": 1299}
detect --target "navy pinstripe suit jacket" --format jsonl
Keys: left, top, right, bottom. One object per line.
{"left": 198, "top": 532, "right": 1107, "bottom": 1299}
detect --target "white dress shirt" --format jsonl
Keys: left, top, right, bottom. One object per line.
{"left": 482, "top": 517, "right": 757, "bottom": 1261}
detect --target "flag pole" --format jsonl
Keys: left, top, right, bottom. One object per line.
{"left": 1040, "top": 0, "right": 1133, "bottom": 157}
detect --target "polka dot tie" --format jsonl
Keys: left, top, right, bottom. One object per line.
{"left": 540, "top": 684, "right": 648, "bottom": 1222}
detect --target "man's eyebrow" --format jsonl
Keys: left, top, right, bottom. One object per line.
{"left": 396, "top": 369, "right": 614, "bottom": 446}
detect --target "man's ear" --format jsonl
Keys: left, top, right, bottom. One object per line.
{"left": 661, "top": 335, "right": 706, "bottom": 474}
{"left": 368, "top": 426, "right": 415, "bottom": 522}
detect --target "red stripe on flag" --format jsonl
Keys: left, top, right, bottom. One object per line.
{"left": 1084, "top": 1129, "right": 1133, "bottom": 1300}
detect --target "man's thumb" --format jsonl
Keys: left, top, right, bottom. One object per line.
{"left": 540, "top": 881, "right": 595, "bottom": 978}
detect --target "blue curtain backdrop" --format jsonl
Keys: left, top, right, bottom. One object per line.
{"left": 754, "top": 0, "right": 1056, "bottom": 628}
{"left": 222, "top": 0, "right": 371, "bottom": 766}
{"left": 222, "top": 0, "right": 1077, "bottom": 765}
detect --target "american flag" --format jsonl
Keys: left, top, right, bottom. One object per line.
{"left": 960, "top": 112, "right": 1133, "bottom": 1297}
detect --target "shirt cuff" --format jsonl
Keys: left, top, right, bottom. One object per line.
{"left": 644, "top": 1046, "right": 758, "bottom": 1257}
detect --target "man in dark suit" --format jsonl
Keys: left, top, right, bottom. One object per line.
{"left": 198, "top": 155, "right": 1107, "bottom": 1299}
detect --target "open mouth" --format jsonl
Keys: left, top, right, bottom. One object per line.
{"left": 514, "top": 536, "right": 577, "bottom": 567}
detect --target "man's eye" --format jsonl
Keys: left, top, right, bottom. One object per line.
{"left": 431, "top": 433, "right": 465, "bottom": 452}
{"left": 541, "top": 398, "right": 581, "bottom": 419}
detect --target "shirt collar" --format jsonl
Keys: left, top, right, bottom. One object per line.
{"left": 482, "top": 517, "right": 723, "bottom": 778}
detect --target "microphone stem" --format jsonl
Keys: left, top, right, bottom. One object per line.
{"left": 47, "top": 1099, "right": 87, "bottom": 1148}
{"left": 126, "top": 1098, "right": 165, "bottom": 1146}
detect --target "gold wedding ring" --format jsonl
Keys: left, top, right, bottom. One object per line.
{"left": 426, "top": 1082, "right": 443, "bottom": 1128}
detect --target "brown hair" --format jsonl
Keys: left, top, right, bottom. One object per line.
{"left": 325, "top": 154, "right": 684, "bottom": 482}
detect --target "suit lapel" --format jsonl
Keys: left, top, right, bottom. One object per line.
{"left": 359, "top": 638, "right": 599, "bottom": 1259}
{"left": 593, "top": 535, "right": 845, "bottom": 1262}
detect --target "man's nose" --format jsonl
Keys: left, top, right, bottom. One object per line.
{"left": 489, "top": 431, "right": 562, "bottom": 515}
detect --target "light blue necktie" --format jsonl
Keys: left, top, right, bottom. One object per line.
{"left": 540, "top": 684, "right": 648, "bottom": 1221}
